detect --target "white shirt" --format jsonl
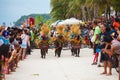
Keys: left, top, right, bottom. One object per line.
{"left": 21, "top": 34, "right": 28, "bottom": 45}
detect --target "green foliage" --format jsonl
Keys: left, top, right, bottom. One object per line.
{"left": 14, "top": 15, "right": 28, "bottom": 26}
{"left": 35, "top": 16, "right": 43, "bottom": 25}
{"left": 111, "top": 0, "right": 120, "bottom": 11}
{"left": 50, "top": 0, "right": 70, "bottom": 21}
{"left": 14, "top": 14, "right": 50, "bottom": 26}
{"left": 45, "top": 19, "right": 53, "bottom": 25}
{"left": 50, "top": 0, "right": 120, "bottom": 21}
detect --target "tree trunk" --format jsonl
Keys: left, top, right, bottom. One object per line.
{"left": 94, "top": 6, "right": 96, "bottom": 19}
{"left": 105, "top": 7, "right": 108, "bottom": 20}
{"left": 86, "top": 7, "right": 91, "bottom": 21}
{"left": 115, "top": 10, "right": 118, "bottom": 17}
{"left": 105, "top": 5, "right": 111, "bottom": 20}
{"left": 108, "top": 6, "right": 111, "bottom": 19}
{"left": 95, "top": 6, "right": 99, "bottom": 19}
{"left": 81, "top": 6, "right": 86, "bottom": 21}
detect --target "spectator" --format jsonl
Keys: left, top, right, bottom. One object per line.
{"left": 92, "top": 21, "right": 101, "bottom": 65}
{"left": 102, "top": 35, "right": 113, "bottom": 76}
{"left": 20, "top": 29, "right": 30, "bottom": 60}
{"left": 97, "top": 24, "right": 109, "bottom": 67}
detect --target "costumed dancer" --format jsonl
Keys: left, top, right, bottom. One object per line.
{"left": 70, "top": 25, "right": 82, "bottom": 57}
{"left": 39, "top": 24, "right": 50, "bottom": 59}
{"left": 54, "top": 25, "right": 64, "bottom": 57}
{"left": 63, "top": 26, "right": 71, "bottom": 48}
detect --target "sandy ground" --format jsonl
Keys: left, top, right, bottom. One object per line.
{"left": 6, "top": 48, "right": 118, "bottom": 80}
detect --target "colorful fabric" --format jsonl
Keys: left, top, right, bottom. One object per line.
{"left": 70, "top": 34, "right": 76, "bottom": 39}
{"left": 30, "top": 30, "right": 35, "bottom": 41}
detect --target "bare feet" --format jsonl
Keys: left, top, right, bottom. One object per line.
{"left": 101, "top": 72, "right": 107, "bottom": 75}
{"left": 106, "top": 73, "right": 112, "bottom": 76}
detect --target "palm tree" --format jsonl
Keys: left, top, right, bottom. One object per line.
{"left": 111, "top": 0, "right": 120, "bottom": 16}
{"left": 67, "top": 0, "right": 86, "bottom": 20}
{"left": 50, "top": 0, "right": 70, "bottom": 21}
{"left": 50, "top": 0, "right": 120, "bottom": 22}
{"left": 90, "top": 0, "right": 111, "bottom": 19}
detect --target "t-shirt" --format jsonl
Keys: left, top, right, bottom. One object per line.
{"left": 99, "top": 32, "right": 109, "bottom": 42}
{"left": 21, "top": 34, "right": 28, "bottom": 45}
{"left": 94, "top": 26, "right": 101, "bottom": 44}
{"left": 99, "top": 32, "right": 109, "bottom": 49}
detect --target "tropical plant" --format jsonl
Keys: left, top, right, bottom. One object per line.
{"left": 50, "top": 0, "right": 120, "bottom": 21}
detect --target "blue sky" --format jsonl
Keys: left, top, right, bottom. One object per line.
{"left": 0, "top": 0, "right": 51, "bottom": 26}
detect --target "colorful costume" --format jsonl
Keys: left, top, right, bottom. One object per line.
{"left": 39, "top": 24, "right": 50, "bottom": 58}
{"left": 54, "top": 26, "right": 64, "bottom": 57}
{"left": 70, "top": 25, "right": 81, "bottom": 57}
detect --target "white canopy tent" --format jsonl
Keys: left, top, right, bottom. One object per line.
{"left": 57, "top": 18, "right": 82, "bottom": 25}
{"left": 51, "top": 20, "right": 63, "bottom": 27}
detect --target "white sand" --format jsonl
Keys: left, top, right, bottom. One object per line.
{"left": 6, "top": 48, "right": 118, "bottom": 80}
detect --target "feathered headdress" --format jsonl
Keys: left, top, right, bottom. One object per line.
{"left": 56, "top": 25, "right": 65, "bottom": 35}
{"left": 41, "top": 24, "right": 50, "bottom": 35}
{"left": 70, "top": 25, "right": 81, "bottom": 35}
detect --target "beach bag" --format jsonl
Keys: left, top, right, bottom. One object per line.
{"left": 91, "top": 36, "right": 95, "bottom": 43}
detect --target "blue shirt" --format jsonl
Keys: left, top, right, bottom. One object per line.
{"left": 0, "top": 36, "right": 9, "bottom": 44}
